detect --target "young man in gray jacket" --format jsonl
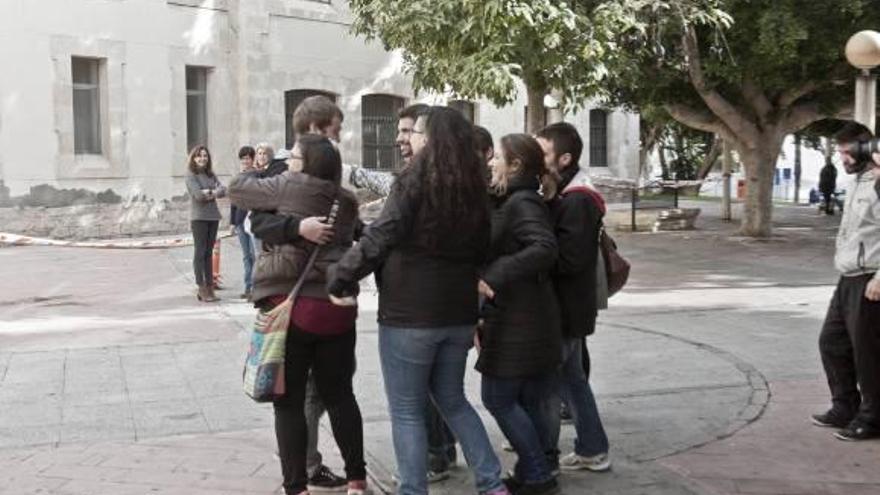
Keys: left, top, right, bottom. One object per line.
{"left": 813, "top": 122, "right": 880, "bottom": 441}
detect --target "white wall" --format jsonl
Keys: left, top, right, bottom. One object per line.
{"left": 0, "top": 0, "right": 641, "bottom": 203}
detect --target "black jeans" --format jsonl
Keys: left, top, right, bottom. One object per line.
{"left": 822, "top": 192, "right": 835, "bottom": 214}
{"left": 274, "top": 327, "right": 365, "bottom": 495}
{"left": 819, "top": 274, "right": 880, "bottom": 427}
{"left": 191, "top": 220, "right": 218, "bottom": 286}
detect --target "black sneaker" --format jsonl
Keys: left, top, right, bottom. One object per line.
{"left": 307, "top": 465, "right": 347, "bottom": 492}
{"left": 811, "top": 409, "right": 854, "bottom": 428}
{"left": 834, "top": 421, "right": 880, "bottom": 442}
{"left": 504, "top": 477, "right": 560, "bottom": 495}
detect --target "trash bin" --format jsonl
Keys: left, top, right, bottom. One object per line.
{"left": 736, "top": 179, "right": 746, "bottom": 199}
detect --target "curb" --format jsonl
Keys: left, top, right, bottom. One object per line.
{"left": 0, "top": 232, "right": 233, "bottom": 249}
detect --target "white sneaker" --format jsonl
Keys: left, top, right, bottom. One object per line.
{"left": 559, "top": 452, "right": 611, "bottom": 472}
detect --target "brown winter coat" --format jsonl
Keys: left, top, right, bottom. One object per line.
{"left": 228, "top": 170, "right": 359, "bottom": 304}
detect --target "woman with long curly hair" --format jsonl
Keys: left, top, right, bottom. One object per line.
{"left": 184, "top": 145, "right": 226, "bottom": 302}
{"left": 327, "top": 107, "right": 509, "bottom": 495}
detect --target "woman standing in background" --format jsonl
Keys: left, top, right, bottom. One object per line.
{"left": 185, "top": 145, "right": 226, "bottom": 302}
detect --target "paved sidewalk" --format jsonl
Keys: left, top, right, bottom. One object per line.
{"left": 0, "top": 201, "right": 877, "bottom": 494}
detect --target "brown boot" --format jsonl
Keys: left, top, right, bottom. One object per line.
{"left": 204, "top": 285, "right": 220, "bottom": 302}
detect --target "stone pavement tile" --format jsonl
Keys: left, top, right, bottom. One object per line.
{"left": 685, "top": 477, "right": 740, "bottom": 495}
{"left": 49, "top": 479, "right": 168, "bottom": 495}
{"left": 127, "top": 384, "right": 193, "bottom": 404}
{"left": 199, "top": 395, "right": 272, "bottom": 432}
{"left": 60, "top": 405, "right": 135, "bottom": 444}
{"left": 0, "top": 473, "right": 69, "bottom": 495}
{"left": 62, "top": 386, "right": 129, "bottom": 407}
{"left": 131, "top": 399, "right": 210, "bottom": 438}
{"left": 600, "top": 385, "right": 754, "bottom": 461}
{"left": 823, "top": 482, "right": 880, "bottom": 495}
{"left": 733, "top": 478, "right": 835, "bottom": 495}
{"left": 0, "top": 397, "right": 62, "bottom": 428}
{"left": 0, "top": 352, "right": 11, "bottom": 381}
{"left": 0, "top": 380, "right": 64, "bottom": 404}
{"left": 2, "top": 351, "right": 66, "bottom": 384}
{"left": 187, "top": 376, "right": 241, "bottom": 399}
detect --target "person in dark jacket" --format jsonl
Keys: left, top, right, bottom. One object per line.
{"left": 231, "top": 145, "right": 257, "bottom": 300}
{"left": 535, "top": 123, "right": 611, "bottom": 473}
{"left": 184, "top": 145, "right": 226, "bottom": 303}
{"left": 477, "top": 134, "right": 561, "bottom": 495}
{"left": 229, "top": 135, "right": 368, "bottom": 495}
{"left": 819, "top": 159, "right": 838, "bottom": 215}
{"left": 327, "top": 107, "right": 509, "bottom": 495}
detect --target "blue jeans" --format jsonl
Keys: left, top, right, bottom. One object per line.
{"left": 379, "top": 325, "right": 504, "bottom": 495}
{"left": 235, "top": 225, "right": 255, "bottom": 291}
{"left": 547, "top": 338, "right": 608, "bottom": 457}
{"left": 482, "top": 373, "right": 555, "bottom": 484}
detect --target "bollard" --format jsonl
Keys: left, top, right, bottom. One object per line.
{"left": 212, "top": 239, "right": 222, "bottom": 287}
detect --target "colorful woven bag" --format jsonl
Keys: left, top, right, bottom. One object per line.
{"left": 242, "top": 198, "right": 340, "bottom": 402}
{"left": 242, "top": 302, "right": 293, "bottom": 402}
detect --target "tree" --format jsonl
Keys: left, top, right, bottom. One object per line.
{"left": 348, "top": 0, "right": 726, "bottom": 133}
{"left": 349, "top": 1, "right": 590, "bottom": 132}
{"left": 599, "top": 0, "right": 880, "bottom": 236}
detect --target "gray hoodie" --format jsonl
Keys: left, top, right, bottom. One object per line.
{"left": 834, "top": 171, "right": 880, "bottom": 279}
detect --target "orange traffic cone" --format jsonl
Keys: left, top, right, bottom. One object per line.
{"left": 212, "top": 239, "right": 223, "bottom": 289}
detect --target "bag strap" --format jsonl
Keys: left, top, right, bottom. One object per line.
{"left": 285, "top": 190, "right": 342, "bottom": 302}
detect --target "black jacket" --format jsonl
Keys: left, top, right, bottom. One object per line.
{"left": 328, "top": 180, "right": 490, "bottom": 328}
{"left": 477, "top": 177, "right": 561, "bottom": 378}
{"left": 550, "top": 166, "right": 603, "bottom": 338}
{"left": 819, "top": 163, "right": 837, "bottom": 195}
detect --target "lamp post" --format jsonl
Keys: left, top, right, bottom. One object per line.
{"left": 845, "top": 30, "right": 880, "bottom": 133}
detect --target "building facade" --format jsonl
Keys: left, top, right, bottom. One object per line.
{"left": 0, "top": 0, "right": 640, "bottom": 206}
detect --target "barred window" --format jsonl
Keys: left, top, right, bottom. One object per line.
{"left": 72, "top": 57, "right": 103, "bottom": 155}
{"left": 589, "top": 109, "right": 608, "bottom": 167}
{"left": 186, "top": 66, "right": 209, "bottom": 152}
{"left": 285, "top": 89, "right": 337, "bottom": 149}
{"left": 361, "top": 94, "right": 404, "bottom": 170}
{"left": 448, "top": 99, "right": 475, "bottom": 123}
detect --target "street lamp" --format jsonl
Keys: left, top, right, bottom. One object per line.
{"left": 845, "top": 30, "right": 880, "bottom": 133}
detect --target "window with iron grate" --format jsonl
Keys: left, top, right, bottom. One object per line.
{"left": 589, "top": 109, "right": 608, "bottom": 167}
{"left": 362, "top": 94, "right": 404, "bottom": 170}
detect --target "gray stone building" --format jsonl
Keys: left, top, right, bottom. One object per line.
{"left": 0, "top": 0, "right": 639, "bottom": 238}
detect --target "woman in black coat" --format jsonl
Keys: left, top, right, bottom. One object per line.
{"left": 477, "top": 133, "right": 562, "bottom": 495}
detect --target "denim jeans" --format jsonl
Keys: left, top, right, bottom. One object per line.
{"left": 234, "top": 225, "right": 255, "bottom": 291}
{"left": 482, "top": 373, "right": 555, "bottom": 484}
{"left": 547, "top": 338, "right": 608, "bottom": 457}
{"left": 379, "top": 324, "right": 504, "bottom": 495}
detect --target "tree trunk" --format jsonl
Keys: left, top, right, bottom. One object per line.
{"left": 721, "top": 140, "right": 732, "bottom": 221}
{"left": 697, "top": 136, "right": 721, "bottom": 180}
{"left": 793, "top": 134, "right": 802, "bottom": 204}
{"left": 658, "top": 145, "right": 669, "bottom": 179}
{"left": 525, "top": 83, "right": 546, "bottom": 134}
{"left": 738, "top": 142, "right": 782, "bottom": 237}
